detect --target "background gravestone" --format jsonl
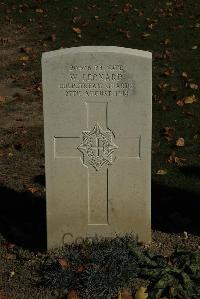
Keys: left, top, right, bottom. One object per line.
{"left": 42, "top": 46, "right": 152, "bottom": 249}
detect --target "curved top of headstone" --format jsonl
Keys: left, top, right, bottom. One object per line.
{"left": 42, "top": 46, "right": 152, "bottom": 60}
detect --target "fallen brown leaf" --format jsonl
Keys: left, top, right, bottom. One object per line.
{"left": 184, "top": 94, "right": 198, "bottom": 104}
{"left": 163, "top": 68, "right": 174, "bottom": 76}
{"left": 3, "top": 253, "right": 16, "bottom": 260}
{"left": 153, "top": 52, "right": 163, "bottom": 59}
{"left": 118, "top": 28, "right": 131, "bottom": 39}
{"left": 162, "top": 105, "right": 171, "bottom": 111}
{"left": 76, "top": 265, "right": 87, "bottom": 273}
{"left": 162, "top": 127, "right": 174, "bottom": 141}
{"left": 170, "top": 86, "right": 178, "bottom": 92}
{"left": 19, "top": 55, "right": 29, "bottom": 61}
{"left": 125, "top": 31, "right": 131, "bottom": 39}
{"left": 135, "top": 286, "right": 148, "bottom": 299}
{"left": 123, "top": 3, "right": 133, "bottom": 13}
{"left": 176, "top": 137, "right": 184, "bottom": 147}
{"left": 67, "top": 290, "right": 79, "bottom": 299}
{"left": 35, "top": 8, "right": 44, "bottom": 13}
{"left": 189, "top": 83, "right": 198, "bottom": 90}
{"left": 73, "top": 16, "right": 82, "bottom": 23}
{"left": 174, "top": 156, "right": 186, "bottom": 166}
{"left": 147, "top": 23, "right": 154, "bottom": 30}
{"left": 156, "top": 169, "right": 167, "bottom": 175}
{"left": 141, "top": 32, "right": 151, "bottom": 39}
{"left": 51, "top": 33, "right": 56, "bottom": 42}
{"left": 167, "top": 152, "right": 186, "bottom": 166}
{"left": 72, "top": 27, "right": 81, "bottom": 34}
{"left": 118, "top": 288, "right": 133, "bottom": 299}
{"left": 0, "top": 96, "right": 7, "bottom": 102}
{"left": 164, "top": 38, "right": 170, "bottom": 45}
{"left": 0, "top": 291, "right": 8, "bottom": 299}
{"left": 181, "top": 72, "right": 188, "bottom": 80}
{"left": 0, "top": 149, "right": 7, "bottom": 157}
{"left": 28, "top": 186, "right": 40, "bottom": 194}
{"left": 176, "top": 99, "right": 184, "bottom": 107}
{"left": 58, "top": 258, "right": 70, "bottom": 270}
{"left": 1, "top": 242, "right": 15, "bottom": 249}
{"left": 158, "top": 81, "right": 168, "bottom": 89}
{"left": 183, "top": 110, "right": 195, "bottom": 117}
{"left": 163, "top": 49, "right": 172, "bottom": 59}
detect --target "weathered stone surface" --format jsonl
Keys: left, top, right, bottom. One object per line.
{"left": 42, "top": 46, "right": 152, "bottom": 249}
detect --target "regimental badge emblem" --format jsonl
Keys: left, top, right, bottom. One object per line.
{"left": 77, "top": 123, "right": 118, "bottom": 171}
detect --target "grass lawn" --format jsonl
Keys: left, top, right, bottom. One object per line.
{"left": 0, "top": 0, "right": 199, "bottom": 298}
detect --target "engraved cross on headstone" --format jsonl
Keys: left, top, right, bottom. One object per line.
{"left": 54, "top": 101, "right": 141, "bottom": 225}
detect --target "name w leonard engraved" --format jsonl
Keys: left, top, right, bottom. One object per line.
{"left": 59, "top": 64, "right": 135, "bottom": 97}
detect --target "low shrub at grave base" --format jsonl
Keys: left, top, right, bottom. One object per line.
{"left": 37, "top": 235, "right": 200, "bottom": 299}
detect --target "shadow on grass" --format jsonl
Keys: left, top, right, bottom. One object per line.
{"left": 179, "top": 165, "right": 200, "bottom": 179}
{"left": 152, "top": 182, "right": 200, "bottom": 236}
{"left": 0, "top": 179, "right": 199, "bottom": 251}
{"left": 0, "top": 185, "right": 46, "bottom": 251}
{"left": 34, "top": 174, "right": 45, "bottom": 186}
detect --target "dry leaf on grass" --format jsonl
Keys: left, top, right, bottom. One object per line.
{"left": 118, "top": 29, "right": 131, "bottom": 39}
{"left": 118, "top": 288, "right": 133, "bottom": 298}
{"left": 125, "top": 31, "right": 131, "bottom": 39}
{"left": 0, "top": 96, "right": 7, "bottom": 102}
{"left": 189, "top": 83, "right": 198, "bottom": 90}
{"left": 28, "top": 186, "right": 40, "bottom": 193}
{"left": 73, "top": 16, "right": 82, "bottom": 23}
{"left": 156, "top": 169, "right": 167, "bottom": 175}
{"left": 67, "top": 290, "right": 79, "bottom": 299}
{"left": 75, "top": 264, "right": 91, "bottom": 273}
{"left": 183, "top": 110, "right": 195, "bottom": 117}
{"left": 141, "top": 32, "right": 151, "bottom": 39}
{"left": 51, "top": 33, "right": 56, "bottom": 42}
{"left": 19, "top": 55, "right": 29, "bottom": 61}
{"left": 164, "top": 38, "right": 170, "bottom": 45}
{"left": 181, "top": 72, "right": 188, "bottom": 79}
{"left": 162, "top": 127, "right": 174, "bottom": 141}
{"left": 176, "top": 99, "right": 184, "bottom": 107}
{"left": 0, "top": 149, "right": 6, "bottom": 157}
{"left": 3, "top": 253, "right": 16, "bottom": 260}
{"left": 35, "top": 8, "right": 44, "bottom": 13}
{"left": 183, "top": 231, "right": 188, "bottom": 240}
{"left": 123, "top": 3, "right": 133, "bottom": 13}
{"left": 176, "top": 137, "right": 184, "bottom": 147}
{"left": 135, "top": 286, "right": 148, "bottom": 299}
{"left": 174, "top": 156, "right": 186, "bottom": 166}
{"left": 58, "top": 258, "right": 70, "bottom": 270}
{"left": 0, "top": 291, "right": 8, "bottom": 299}
{"left": 163, "top": 68, "right": 174, "bottom": 76}
{"left": 167, "top": 152, "right": 186, "bottom": 166}
{"left": 72, "top": 27, "right": 81, "bottom": 34}
{"left": 184, "top": 95, "right": 198, "bottom": 104}
{"left": 170, "top": 86, "right": 177, "bottom": 92}
{"left": 158, "top": 81, "right": 168, "bottom": 89}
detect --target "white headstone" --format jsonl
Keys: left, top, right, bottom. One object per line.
{"left": 42, "top": 46, "right": 152, "bottom": 249}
